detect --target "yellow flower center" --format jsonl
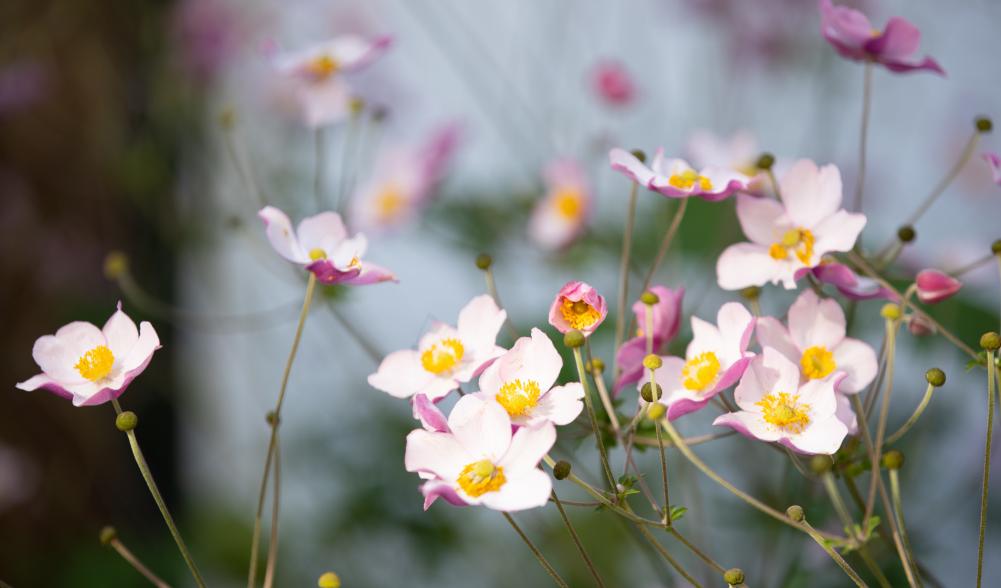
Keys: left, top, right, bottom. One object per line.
{"left": 420, "top": 338, "right": 465, "bottom": 375}
{"left": 801, "top": 346, "right": 836, "bottom": 380}
{"left": 560, "top": 298, "right": 601, "bottom": 330}
{"left": 457, "top": 459, "right": 506, "bottom": 497}
{"left": 309, "top": 248, "right": 327, "bottom": 261}
{"left": 495, "top": 379, "right": 542, "bottom": 417}
{"left": 75, "top": 345, "right": 115, "bottom": 382}
{"left": 757, "top": 392, "right": 811, "bottom": 434}
{"left": 768, "top": 227, "right": 815, "bottom": 265}
{"left": 375, "top": 185, "right": 405, "bottom": 221}
{"left": 306, "top": 54, "right": 340, "bottom": 80}
{"left": 668, "top": 169, "right": 713, "bottom": 192}
{"left": 681, "top": 351, "right": 721, "bottom": 391}
{"left": 552, "top": 187, "right": 583, "bottom": 220}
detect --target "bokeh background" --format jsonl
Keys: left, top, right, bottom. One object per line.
{"left": 3, "top": 0, "right": 1001, "bottom": 585}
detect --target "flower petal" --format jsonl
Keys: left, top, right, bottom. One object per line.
{"left": 259, "top": 206, "right": 308, "bottom": 263}
{"left": 368, "top": 350, "right": 437, "bottom": 399}
{"left": 736, "top": 194, "right": 786, "bottom": 246}
{"left": 479, "top": 469, "right": 552, "bottom": 512}
{"left": 788, "top": 290, "right": 846, "bottom": 350}
{"left": 448, "top": 395, "right": 512, "bottom": 462}
{"left": 831, "top": 337, "right": 877, "bottom": 394}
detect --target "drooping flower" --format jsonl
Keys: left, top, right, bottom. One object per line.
{"left": 16, "top": 303, "right": 160, "bottom": 407}
{"left": 614, "top": 285, "right": 685, "bottom": 394}
{"left": 714, "top": 348, "right": 848, "bottom": 455}
{"left": 796, "top": 262, "right": 895, "bottom": 301}
{"left": 652, "top": 302, "right": 755, "bottom": 420}
{"left": 981, "top": 152, "right": 1001, "bottom": 186}
{"left": 915, "top": 269, "right": 962, "bottom": 304}
{"left": 609, "top": 147, "right": 750, "bottom": 201}
{"left": 547, "top": 281, "right": 607, "bottom": 337}
{"left": 259, "top": 206, "right": 395, "bottom": 285}
{"left": 716, "top": 159, "right": 866, "bottom": 290}
{"left": 474, "top": 328, "right": 584, "bottom": 427}
{"left": 368, "top": 295, "right": 507, "bottom": 401}
{"left": 528, "top": 158, "right": 591, "bottom": 251}
{"left": 755, "top": 290, "right": 877, "bottom": 394}
{"left": 350, "top": 123, "right": 462, "bottom": 232}
{"left": 590, "top": 60, "right": 636, "bottom": 108}
{"left": 819, "top": 0, "right": 944, "bottom": 75}
{"left": 273, "top": 35, "right": 391, "bottom": 127}
{"left": 405, "top": 395, "right": 556, "bottom": 511}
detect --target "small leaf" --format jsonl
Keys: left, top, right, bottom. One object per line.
{"left": 669, "top": 506, "right": 688, "bottom": 521}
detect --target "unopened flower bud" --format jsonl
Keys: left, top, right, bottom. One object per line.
{"left": 642, "top": 354, "right": 662, "bottom": 370}
{"left": 809, "top": 455, "right": 832, "bottom": 475}
{"left": 564, "top": 330, "right": 585, "bottom": 348}
{"left": 99, "top": 526, "right": 117, "bottom": 545}
{"left": 925, "top": 368, "right": 946, "bottom": 387}
{"left": 103, "top": 251, "right": 129, "bottom": 280}
{"left": 786, "top": 505, "right": 805, "bottom": 522}
{"left": 646, "top": 403, "right": 666, "bottom": 421}
{"left": 723, "top": 568, "right": 746, "bottom": 586}
{"left": 756, "top": 152, "right": 775, "bottom": 170}
{"left": 586, "top": 358, "right": 605, "bottom": 374}
{"left": 640, "top": 290, "right": 660, "bottom": 305}
{"left": 553, "top": 460, "right": 572, "bottom": 480}
{"left": 475, "top": 253, "right": 492, "bottom": 270}
{"left": 980, "top": 331, "right": 1001, "bottom": 351}
{"left": 992, "top": 239, "right": 1001, "bottom": 255}
{"left": 266, "top": 411, "right": 280, "bottom": 426}
{"left": 896, "top": 225, "right": 916, "bottom": 243}
{"left": 630, "top": 149, "right": 647, "bottom": 163}
{"left": 641, "top": 382, "right": 662, "bottom": 402}
{"left": 318, "top": 571, "right": 341, "bottom": 588}
{"left": 976, "top": 116, "right": 993, "bottom": 133}
{"left": 880, "top": 303, "right": 901, "bottom": 321}
{"left": 115, "top": 411, "right": 138, "bottom": 432}
{"left": 739, "top": 286, "right": 761, "bottom": 301}
{"left": 882, "top": 450, "right": 904, "bottom": 470}
{"left": 349, "top": 97, "right": 366, "bottom": 115}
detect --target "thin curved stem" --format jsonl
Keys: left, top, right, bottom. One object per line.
{"left": 902, "top": 130, "right": 980, "bottom": 227}
{"left": 573, "top": 347, "right": 616, "bottom": 490}
{"left": 853, "top": 62, "right": 873, "bottom": 214}
{"left": 641, "top": 197, "right": 689, "bottom": 293}
{"left": 866, "top": 318, "right": 898, "bottom": 522}
{"left": 666, "top": 527, "right": 725, "bottom": 574}
{"left": 589, "top": 363, "right": 620, "bottom": 433}
{"left": 654, "top": 420, "right": 671, "bottom": 524}
{"left": 634, "top": 523, "right": 702, "bottom": 587}
{"left": 976, "top": 351, "right": 996, "bottom": 588}
{"left": 262, "top": 435, "right": 282, "bottom": 588}
{"left": 503, "top": 513, "right": 569, "bottom": 588}
{"left": 889, "top": 469, "right": 922, "bottom": 587}
{"left": 314, "top": 127, "right": 326, "bottom": 209}
{"left": 108, "top": 537, "right": 172, "bottom": 588}
{"left": 614, "top": 183, "right": 639, "bottom": 376}
{"left": 886, "top": 384, "right": 935, "bottom": 445}
{"left": 550, "top": 490, "right": 606, "bottom": 587}
{"left": 484, "top": 265, "right": 518, "bottom": 339}
{"left": 799, "top": 517, "right": 869, "bottom": 587}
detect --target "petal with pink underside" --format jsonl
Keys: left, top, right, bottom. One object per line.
{"left": 421, "top": 479, "right": 467, "bottom": 509}
{"left": 736, "top": 194, "right": 785, "bottom": 246}
{"left": 413, "top": 394, "right": 450, "bottom": 432}
{"left": 341, "top": 262, "right": 397, "bottom": 285}
{"left": 864, "top": 18, "right": 920, "bottom": 60}
{"left": 480, "top": 469, "right": 552, "bottom": 512}
{"left": 259, "top": 206, "right": 308, "bottom": 263}
{"left": 404, "top": 430, "right": 470, "bottom": 481}
{"left": 831, "top": 338, "right": 877, "bottom": 394}
{"left": 119, "top": 322, "right": 160, "bottom": 373}
{"left": 448, "top": 396, "right": 511, "bottom": 462}
{"left": 609, "top": 148, "right": 655, "bottom": 187}
{"left": 14, "top": 374, "right": 74, "bottom": 399}
{"left": 835, "top": 393, "right": 859, "bottom": 435}
{"left": 713, "top": 411, "right": 780, "bottom": 442}
{"left": 788, "top": 290, "right": 846, "bottom": 350}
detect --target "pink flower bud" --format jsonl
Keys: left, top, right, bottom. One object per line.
{"left": 915, "top": 269, "right": 961, "bottom": 304}
{"left": 590, "top": 60, "right": 635, "bottom": 108}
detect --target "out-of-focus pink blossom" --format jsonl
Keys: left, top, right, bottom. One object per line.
{"left": 609, "top": 148, "right": 749, "bottom": 201}
{"left": 590, "top": 60, "right": 636, "bottom": 108}
{"left": 614, "top": 285, "right": 684, "bottom": 395}
{"left": 528, "top": 158, "right": 591, "bottom": 251}
{"left": 915, "top": 269, "right": 961, "bottom": 304}
{"left": 796, "top": 262, "right": 895, "bottom": 301}
{"left": 171, "top": 0, "right": 242, "bottom": 82}
{"left": 982, "top": 152, "right": 1001, "bottom": 186}
{"left": 547, "top": 281, "right": 607, "bottom": 337}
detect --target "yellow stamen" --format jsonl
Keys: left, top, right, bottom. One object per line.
{"left": 768, "top": 227, "right": 815, "bottom": 264}
{"left": 667, "top": 169, "right": 713, "bottom": 192}
{"left": 560, "top": 298, "right": 601, "bottom": 330}
{"left": 495, "top": 379, "right": 542, "bottom": 417}
{"left": 75, "top": 345, "right": 115, "bottom": 382}
{"left": 801, "top": 346, "right": 836, "bottom": 380}
{"left": 457, "top": 459, "right": 506, "bottom": 497}
{"left": 552, "top": 187, "right": 583, "bottom": 220}
{"left": 306, "top": 54, "right": 339, "bottom": 80}
{"left": 757, "top": 392, "right": 811, "bottom": 433}
{"left": 681, "top": 351, "right": 721, "bottom": 391}
{"left": 309, "top": 248, "right": 327, "bottom": 261}
{"left": 420, "top": 338, "right": 465, "bottom": 375}
{"left": 374, "top": 185, "right": 405, "bottom": 221}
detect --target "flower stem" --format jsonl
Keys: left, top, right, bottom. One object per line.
{"left": 889, "top": 469, "right": 922, "bottom": 586}
{"left": 107, "top": 536, "right": 172, "bottom": 588}
{"left": 483, "top": 265, "right": 518, "bottom": 339}
{"left": 634, "top": 523, "right": 702, "bottom": 587}
{"left": 666, "top": 527, "right": 725, "bottom": 574}
{"left": 614, "top": 182, "right": 639, "bottom": 376}
{"left": 262, "top": 434, "right": 281, "bottom": 588}
{"left": 766, "top": 168, "right": 783, "bottom": 200}
{"left": 221, "top": 114, "right": 268, "bottom": 206}
{"left": 976, "top": 350, "right": 996, "bottom": 588}
{"left": 654, "top": 420, "right": 671, "bottom": 525}
{"left": 798, "top": 516, "right": 869, "bottom": 587}
{"left": 821, "top": 472, "right": 856, "bottom": 535}
{"left": 853, "top": 62, "right": 873, "bottom": 214}
{"left": 502, "top": 513, "right": 569, "bottom": 588}
{"left": 588, "top": 359, "right": 620, "bottom": 433}
{"left": 902, "top": 129, "right": 980, "bottom": 227}
{"left": 865, "top": 317, "right": 898, "bottom": 523}
{"left": 885, "top": 383, "right": 936, "bottom": 445}
{"left": 110, "top": 399, "right": 206, "bottom": 588}
{"left": 314, "top": 127, "right": 326, "bottom": 209}
{"left": 247, "top": 273, "right": 317, "bottom": 588}
{"left": 550, "top": 490, "right": 606, "bottom": 587}
{"left": 572, "top": 347, "right": 616, "bottom": 489}
{"left": 641, "top": 197, "right": 689, "bottom": 293}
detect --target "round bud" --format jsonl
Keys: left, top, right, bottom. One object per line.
{"left": 115, "top": 411, "right": 138, "bottom": 432}
{"left": 642, "top": 354, "right": 663, "bottom": 370}
{"left": 896, "top": 225, "right": 916, "bottom": 243}
{"left": 553, "top": 460, "right": 572, "bottom": 480}
{"left": 349, "top": 97, "right": 366, "bottom": 115}
{"left": 103, "top": 251, "right": 129, "bottom": 281}
{"left": 992, "top": 239, "right": 1001, "bottom": 255}
{"left": 266, "top": 411, "right": 280, "bottom": 426}
{"left": 99, "top": 526, "right": 117, "bottom": 545}
{"left": 630, "top": 149, "right": 647, "bottom": 163}
{"left": 809, "top": 455, "right": 832, "bottom": 475}
{"left": 844, "top": 462, "right": 864, "bottom": 478}
{"left": 587, "top": 357, "right": 605, "bottom": 374}
{"left": 641, "top": 382, "right": 662, "bottom": 402}
{"left": 640, "top": 291, "right": 660, "bottom": 305}
{"left": 980, "top": 331, "right": 1001, "bottom": 351}
{"left": 925, "top": 367, "right": 946, "bottom": 387}
{"left": 976, "top": 116, "right": 993, "bottom": 133}
{"left": 882, "top": 450, "right": 904, "bottom": 470}
{"left": 756, "top": 152, "right": 775, "bottom": 170}
{"left": 646, "top": 402, "right": 666, "bottom": 421}
{"left": 880, "top": 303, "right": 901, "bottom": 321}
{"left": 786, "top": 505, "right": 805, "bottom": 522}
{"left": 739, "top": 286, "right": 761, "bottom": 301}
{"left": 318, "top": 571, "right": 342, "bottom": 588}
{"left": 475, "top": 253, "right": 492, "bottom": 270}
{"left": 723, "top": 568, "right": 746, "bottom": 586}
{"left": 563, "top": 330, "right": 586, "bottom": 348}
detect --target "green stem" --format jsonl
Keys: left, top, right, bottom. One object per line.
{"left": 799, "top": 516, "right": 869, "bottom": 587}
{"left": 902, "top": 130, "right": 980, "bottom": 227}
{"left": 572, "top": 347, "right": 616, "bottom": 490}
{"left": 853, "top": 62, "right": 873, "bottom": 214}
{"left": 614, "top": 182, "right": 639, "bottom": 376}
{"left": 110, "top": 399, "right": 206, "bottom": 588}
{"left": 262, "top": 435, "right": 282, "bottom": 588}
{"left": 886, "top": 383, "right": 935, "bottom": 445}
{"left": 634, "top": 523, "right": 702, "bottom": 587}
{"left": 766, "top": 168, "right": 783, "bottom": 200}
{"left": 550, "top": 490, "right": 606, "bottom": 587}
{"left": 641, "top": 197, "right": 689, "bottom": 293}
{"left": 857, "top": 546, "right": 893, "bottom": 588}
{"left": 866, "top": 318, "right": 898, "bottom": 522}
{"left": 109, "top": 537, "right": 172, "bottom": 588}
{"left": 502, "top": 513, "right": 569, "bottom": 588}
{"left": 889, "top": 469, "right": 922, "bottom": 587}
{"left": 976, "top": 351, "right": 996, "bottom": 588}
{"left": 666, "top": 527, "right": 725, "bottom": 574}
{"left": 484, "top": 265, "right": 518, "bottom": 340}
{"left": 314, "top": 127, "right": 326, "bottom": 209}
{"left": 822, "top": 472, "right": 856, "bottom": 535}
{"left": 654, "top": 420, "right": 671, "bottom": 524}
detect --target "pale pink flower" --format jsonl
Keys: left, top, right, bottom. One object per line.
{"left": 609, "top": 147, "right": 749, "bottom": 201}
{"left": 259, "top": 206, "right": 395, "bottom": 285}
{"left": 716, "top": 159, "right": 866, "bottom": 290}
{"left": 686, "top": 130, "right": 760, "bottom": 177}
{"left": 16, "top": 303, "right": 160, "bottom": 407}
{"left": 474, "top": 328, "right": 584, "bottom": 427}
{"left": 614, "top": 285, "right": 684, "bottom": 394}
{"left": 405, "top": 395, "right": 556, "bottom": 511}
{"left": 590, "top": 60, "right": 636, "bottom": 108}
{"left": 652, "top": 302, "right": 755, "bottom": 420}
{"left": 714, "top": 348, "right": 848, "bottom": 455}
{"left": 528, "top": 158, "right": 591, "bottom": 251}
{"left": 368, "top": 295, "right": 507, "bottom": 401}
{"left": 982, "top": 152, "right": 1001, "bottom": 186}
{"left": 915, "top": 269, "right": 961, "bottom": 304}
{"left": 547, "top": 281, "right": 607, "bottom": 337}
{"left": 350, "top": 124, "right": 462, "bottom": 232}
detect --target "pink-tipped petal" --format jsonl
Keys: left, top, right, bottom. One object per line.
{"left": 915, "top": 269, "right": 962, "bottom": 304}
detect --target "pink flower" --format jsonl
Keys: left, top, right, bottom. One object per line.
{"left": 714, "top": 348, "right": 848, "bottom": 455}
{"left": 474, "top": 328, "right": 584, "bottom": 427}
{"left": 915, "top": 269, "right": 961, "bottom": 304}
{"left": 614, "top": 285, "right": 685, "bottom": 394}
{"left": 274, "top": 35, "right": 391, "bottom": 127}
{"left": 819, "top": 0, "right": 944, "bottom": 75}
{"left": 405, "top": 395, "right": 556, "bottom": 511}
{"left": 590, "top": 60, "right": 636, "bottom": 108}
{"left": 686, "top": 130, "right": 760, "bottom": 177}
{"left": 609, "top": 147, "right": 749, "bottom": 201}
{"left": 982, "top": 152, "right": 1001, "bottom": 186}
{"left": 259, "top": 206, "right": 395, "bottom": 286}
{"left": 547, "top": 281, "right": 607, "bottom": 337}
{"left": 716, "top": 159, "right": 866, "bottom": 290}
{"left": 350, "top": 124, "right": 462, "bottom": 232}
{"left": 528, "top": 158, "right": 591, "bottom": 251}
{"left": 797, "top": 262, "right": 895, "bottom": 301}
{"left": 652, "top": 302, "right": 755, "bottom": 420}
{"left": 368, "top": 295, "right": 507, "bottom": 401}
{"left": 16, "top": 303, "right": 160, "bottom": 407}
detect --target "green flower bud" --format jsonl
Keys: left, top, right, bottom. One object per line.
{"left": 563, "top": 330, "right": 585, "bottom": 348}
{"left": 349, "top": 97, "right": 366, "bottom": 115}
{"left": 475, "top": 253, "right": 492, "bottom": 270}
{"left": 992, "top": 239, "right": 1001, "bottom": 255}
{"left": 880, "top": 303, "right": 901, "bottom": 321}
{"left": 723, "top": 568, "right": 746, "bottom": 586}
{"left": 976, "top": 116, "right": 993, "bottom": 133}
{"left": 640, "top": 290, "right": 660, "bottom": 305}
{"left": 882, "top": 450, "right": 904, "bottom": 470}
{"left": 115, "top": 411, "right": 138, "bottom": 432}
{"left": 925, "top": 367, "right": 946, "bottom": 387}
{"left": 786, "top": 505, "right": 805, "bottom": 522}
{"left": 586, "top": 357, "right": 605, "bottom": 374}
{"left": 756, "top": 152, "right": 775, "bottom": 170}
{"left": 630, "top": 149, "right": 647, "bottom": 163}
{"left": 896, "top": 225, "right": 916, "bottom": 243}
{"left": 103, "top": 251, "right": 129, "bottom": 281}
{"left": 641, "top": 382, "right": 662, "bottom": 402}
{"left": 981, "top": 332, "right": 1001, "bottom": 351}
{"left": 646, "top": 403, "right": 666, "bottom": 421}
{"left": 553, "top": 460, "right": 572, "bottom": 480}
{"left": 99, "top": 525, "right": 117, "bottom": 545}
{"left": 809, "top": 455, "right": 833, "bottom": 475}
{"left": 739, "top": 286, "right": 761, "bottom": 301}
{"left": 642, "top": 354, "right": 662, "bottom": 370}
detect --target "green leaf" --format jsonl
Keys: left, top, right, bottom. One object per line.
{"left": 669, "top": 506, "right": 688, "bottom": 521}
